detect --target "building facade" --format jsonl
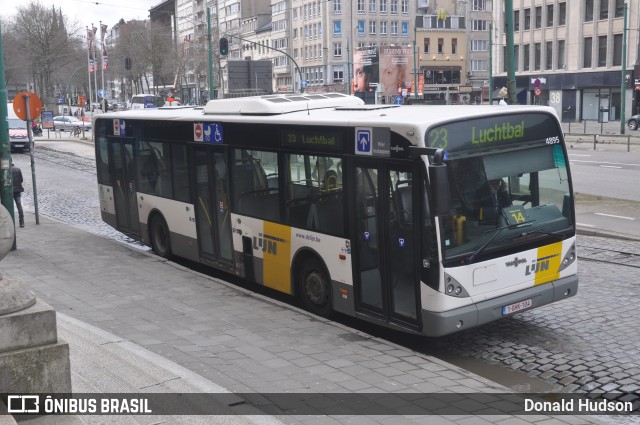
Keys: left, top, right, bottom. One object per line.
{"left": 493, "top": 0, "right": 640, "bottom": 123}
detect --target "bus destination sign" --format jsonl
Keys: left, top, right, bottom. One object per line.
{"left": 426, "top": 112, "right": 559, "bottom": 154}
{"left": 281, "top": 128, "right": 344, "bottom": 152}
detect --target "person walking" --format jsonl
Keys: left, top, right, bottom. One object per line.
{"left": 12, "top": 163, "right": 25, "bottom": 227}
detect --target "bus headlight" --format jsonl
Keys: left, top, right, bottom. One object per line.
{"left": 558, "top": 242, "right": 577, "bottom": 272}
{"left": 443, "top": 273, "right": 470, "bottom": 298}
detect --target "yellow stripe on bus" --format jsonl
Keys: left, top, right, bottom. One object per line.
{"left": 534, "top": 242, "right": 562, "bottom": 286}
{"left": 263, "top": 222, "right": 292, "bottom": 294}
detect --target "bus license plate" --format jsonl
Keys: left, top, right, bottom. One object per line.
{"left": 502, "top": 299, "right": 532, "bottom": 315}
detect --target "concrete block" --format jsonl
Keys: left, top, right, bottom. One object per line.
{"left": 0, "top": 300, "right": 58, "bottom": 353}
{"left": 0, "top": 341, "right": 71, "bottom": 394}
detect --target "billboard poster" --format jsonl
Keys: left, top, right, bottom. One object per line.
{"left": 353, "top": 46, "right": 379, "bottom": 93}
{"left": 379, "top": 45, "right": 414, "bottom": 97}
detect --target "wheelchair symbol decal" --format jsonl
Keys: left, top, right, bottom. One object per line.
{"left": 203, "top": 123, "right": 223, "bottom": 143}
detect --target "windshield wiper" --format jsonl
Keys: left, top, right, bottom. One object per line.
{"left": 468, "top": 221, "right": 533, "bottom": 264}
{"left": 513, "top": 228, "right": 567, "bottom": 242}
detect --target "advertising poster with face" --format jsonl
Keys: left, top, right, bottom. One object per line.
{"left": 379, "top": 45, "right": 414, "bottom": 97}
{"left": 353, "top": 46, "right": 379, "bottom": 93}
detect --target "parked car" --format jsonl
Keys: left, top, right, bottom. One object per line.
{"left": 53, "top": 116, "right": 92, "bottom": 132}
{"left": 628, "top": 114, "right": 640, "bottom": 131}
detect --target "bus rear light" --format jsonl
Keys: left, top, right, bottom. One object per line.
{"left": 339, "top": 253, "right": 347, "bottom": 260}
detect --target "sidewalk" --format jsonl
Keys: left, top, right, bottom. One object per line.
{"left": 0, "top": 213, "right": 616, "bottom": 424}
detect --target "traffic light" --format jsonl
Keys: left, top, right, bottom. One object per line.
{"left": 219, "top": 37, "right": 228, "bottom": 56}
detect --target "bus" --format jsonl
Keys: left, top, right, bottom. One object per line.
{"left": 129, "top": 94, "right": 165, "bottom": 110}
{"left": 94, "top": 93, "right": 578, "bottom": 336}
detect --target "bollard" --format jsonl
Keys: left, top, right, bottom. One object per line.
{"left": 629, "top": 135, "right": 631, "bottom": 152}
{"left": 593, "top": 134, "right": 597, "bottom": 150}
{"left": 584, "top": 120, "right": 587, "bottom": 133}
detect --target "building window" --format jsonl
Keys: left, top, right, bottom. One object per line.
{"left": 380, "top": 0, "right": 387, "bottom": 13}
{"left": 535, "top": 6, "right": 541, "bottom": 29}
{"left": 546, "top": 41, "right": 553, "bottom": 69}
{"left": 334, "top": 0, "right": 341, "bottom": 14}
{"left": 471, "top": 39, "right": 487, "bottom": 51}
{"left": 452, "top": 38, "right": 457, "bottom": 55}
{"left": 471, "top": 60, "right": 487, "bottom": 71}
{"left": 583, "top": 37, "right": 592, "bottom": 68}
{"left": 514, "top": 44, "right": 519, "bottom": 70}
{"left": 402, "top": 0, "right": 408, "bottom": 14}
{"left": 598, "top": 36, "right": 607, "bottom": 67}
{"left": 333, "top": 42, "right": 342, "bottom": 57}
{"left": 391, "top": 21, "right": 398, "bottom": 35}
{"left": 358, "top": 0, "right": 365, "bottom": 13}
{"left": 333, "top": 20, "right": 342, "bottom": 35}
{"left": 380, "top": 21, "right": 387, "bottom": 35}
{"left": 370, "top": 0, "right": 376, "bottom": 13}
{"left": 524, "top": 8, "right": 531, "bottom": 30}
{"left": 585, "top": 0, "right": 594, "bottom": 22}
{"left": 523, "top": 44, "right": 530, "bottom": 71}
{"left": 612, "top": 34, "right": 622, "bottom": 66}
{"left": 438, "top": 38, "right": 444, "bottom": 54}
{"left": 390, "top": 0, "right": 398, "bottom": 14}
{"left": 333, "top": 67, "right": 344, "bottom": 82}
{"left": 369, "top": 20, "right": 376, "bottom": 34}
{"left": 557, "top": 40, "right": 565, "bottom": 69}
{"left": 514, "top": 10, "right": 519, "bottom": 31}
{"left": 615, "top": 0, "right": 624, "bottom": 17}
{"left": 547, "top": 5, "right": 554, "bottom": 27}
{"left": 424, "top": 38, "right": 429, "bottom": 53}
{"left": 472, "top": 0, "right": 487, "bottom": 11}
{"left": 559, "top": 3, "right": 566, "bottom": 25}
{"left": 599, "top": 0, "right": 608, "bottom": 20}
{"left": 472, "top": 20, "right": 488, "bottom": 31}
{"left": 534, "top": 42, "right": 541, "bottom": 70}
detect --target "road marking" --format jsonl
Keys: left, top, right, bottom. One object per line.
{"left": 594, "top": 213, "right": 635, "bottom": 220}
{"left": 570, "top": 159, "right": 640, "bottom": 167}
{"left": 577, "top": 222, "right": 596, "bottom": 227}
{"left": 569, "top": 154, "right": 592, "bottom": 157}
{"left": 599, "top": 165, "right": 622, "bottom": 169}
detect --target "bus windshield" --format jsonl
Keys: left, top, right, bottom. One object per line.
{"left": 441, "top": 143, "right": 573, "bottom": 261}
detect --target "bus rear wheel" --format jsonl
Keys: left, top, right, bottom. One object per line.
{"left": 149, "top": 214, "right": 171, "bottom": 259}
{"left": 299, "top": 258, "right": 332, "bottom": 317}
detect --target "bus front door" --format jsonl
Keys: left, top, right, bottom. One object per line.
{"left": 353, "top": 163, "right": 421, "bottom": 328}
{"left": 110, "top": 138, "right": 140, "bottom": 236}
{"left": 193, "top": 146, "right": 233, "bottom": 265}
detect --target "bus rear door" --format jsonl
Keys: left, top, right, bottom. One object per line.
{"left": 351, "top": 160, "right": 421, "bottom": 329}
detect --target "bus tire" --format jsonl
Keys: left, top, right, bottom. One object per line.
{"left": 149, "top": 214, "right": 172, "bottom": 259}
{"left": 298, "top": 258, "right": 333, "bottom": 317}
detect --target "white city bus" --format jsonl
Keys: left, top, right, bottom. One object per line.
{"left": 94, "top": 94, "right": 578, "bottom": 336}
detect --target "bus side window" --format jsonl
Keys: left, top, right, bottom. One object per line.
{"left": 232, "top": 149, "right": 280, "bottom": 222}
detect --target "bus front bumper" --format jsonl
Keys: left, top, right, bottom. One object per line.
{"left": 421, "top": 275, "right": 578, "bottom": 337}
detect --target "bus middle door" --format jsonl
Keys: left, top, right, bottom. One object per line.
{"left": 353, "top": 161, "right": 421, "bottom": 328}
{"left": 192, "top": 145, "right": 233, "bottom": 265}
{"left": 109, "top": 137, "right": 140, "bottom": 236}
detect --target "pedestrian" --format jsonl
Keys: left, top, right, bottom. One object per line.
{"left": 11, "top": 162, "right": 25, "bottom": 228}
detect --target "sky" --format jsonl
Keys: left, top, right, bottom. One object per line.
{"left": 1, "top": 0, "right": 160, "bottom": 31}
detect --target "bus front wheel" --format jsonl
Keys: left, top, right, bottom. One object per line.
{"left": 149, "top": 214, "right": 171, "bottom": 259}
{"left": 299, "top": 258, "right": 332, "bottom": 317}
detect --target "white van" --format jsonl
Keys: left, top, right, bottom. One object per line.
{"left": 130, "top": 94, "right": 164, "bottom": 110}
{"left": 6, "top": 103, "right": 29, "bottom": 152}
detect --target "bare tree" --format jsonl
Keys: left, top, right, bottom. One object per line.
{"left": 10, "top": 1, "right": 81, "bottom": 107}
